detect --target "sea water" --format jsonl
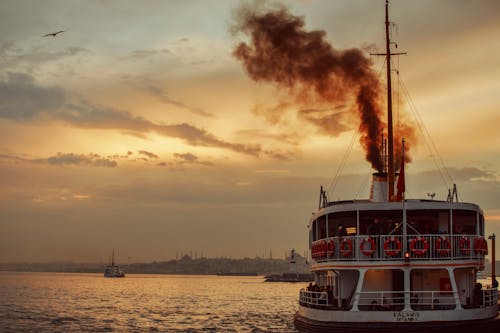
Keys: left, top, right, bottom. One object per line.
{"left": 0, "top": 272, "right": 300, "bottom": 332}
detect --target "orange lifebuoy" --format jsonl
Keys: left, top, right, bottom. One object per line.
{"left": 312, "top": 241, "right": 321, "bottom": 259}
{"left": 339, "top": 238, "right": 353, "bottom": 257}
{"left": 410, "top": 237, "right": 429, "bottom": 256}
{"left": 360, "top": 237, "right": 376, "bottom": 257}
{"left": 383, "top": 237, "right": 402, "bottom": 257}
{"left": 459, "top": 236, "right": 471, "bottom": 255}
{"left": 474, "top": 237, "right": 488, "bottom": 255}
{"left": 435, "top": 236, "right": 451, "bottom": 256}
{"left": 327, "top": 239, "right": 335, "bottom": 257}
{"left": 319, "top": 240, "right": 327, "bottom": 258}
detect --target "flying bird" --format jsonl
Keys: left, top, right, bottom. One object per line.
{"left": 41, "top": 30, "right": 67, "bottom": 37}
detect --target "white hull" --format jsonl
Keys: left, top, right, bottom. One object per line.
{"left": 298, "top": 303, "right": 498, "bottom": 323}
{"left": 104, "top": 265, "right": 125, "bottom": 278}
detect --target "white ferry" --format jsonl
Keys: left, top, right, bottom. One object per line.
{"left": 294, "top": 1, "right": 499, "bottom": 332}
{"left": 104, "top": 249, "right": 125, "bottom": 278}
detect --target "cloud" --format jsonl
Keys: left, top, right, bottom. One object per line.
{"left": 93, "top": 174, "right": 323, "bottom": 205}
{"left": 0, "top": 152, "right": 117, "bottom": 167}
{"left": 450, "top": 167, "right": 499, "bottom": 182}
{"left": 418, "top": 167, "right": 500, "bottom": 184}
{"left": 0, "top": 73, "right": 261, "bottom": 156}
{"left": 263, "top": 149, "right": 295, "bottom": 161}
{"left": 173, "top": 152, "right": 213, "bottom": 166}
{"left": 189, "top": 59, "right": 216, "bottom": 66}
{"left": 43, "top": 153, "right": 117, "bottom": 167}
{"left": 138, "top": 150, "right": 158, "bottom": 160}
{"left": 0, "top": 42, "right": 89, "bottom": 71}
{"left": 118, "top": 48, "right": 171, "bottom": 61}
{"left": 235, "top": 128, "right": 302, "bottom": 146}
{"left": 143, "top": 84, "right": 213, "bottom": 117}
{"left": 0, "top": 72, "right": 65, "bottom": 119}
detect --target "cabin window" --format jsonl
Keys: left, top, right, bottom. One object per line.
{"left": 327, "top": 211, "right": 357, "bottom": 235}
{"left": 318, "top": 215, "right": 327, "bottom": 239}
{"left": 452, "top": 210, "right": 476, "bottom": 235}
{"left": 407, "top": 210, "right": 449, "bottom": 235}
{"left": 359, "top": 210, "right": 403, "bottom": 235}
{"left": 312, "top": 219, "right": 318, "bottom": 241}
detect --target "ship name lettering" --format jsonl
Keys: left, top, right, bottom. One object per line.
{"left": 393, "top": 311, "right": 420, "bottom": 322}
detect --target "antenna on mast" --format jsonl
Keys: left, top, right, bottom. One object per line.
{"left": 371, "top": 0, "right": 406, "bottom": 201}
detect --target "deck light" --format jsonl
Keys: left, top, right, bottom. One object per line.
{"left": 404, "top": 252, "right": 410, "bottom": 263}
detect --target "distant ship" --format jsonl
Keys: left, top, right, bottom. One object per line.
{"left": 265, "top": 249, "right": 314, "bottom": 282}
{"left": 216, "top": 272, "right": 259, "bottom": 276}
{"left": 104, "top": 249, "right": 125, "bottom": 278}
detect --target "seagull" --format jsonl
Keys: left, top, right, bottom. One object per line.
{"left": 41, "top": 30, "right": 67, "bottom": 37}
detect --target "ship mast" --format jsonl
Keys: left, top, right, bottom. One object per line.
{"left": 372, "top": 0, "right": 406, "bottom": 201}
{"left": 385, "top": 0, "right": 395, "bottom": 201}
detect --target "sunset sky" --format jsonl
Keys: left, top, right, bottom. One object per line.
{"left": 1, "top": 0, "right": 500, "bottom": 263}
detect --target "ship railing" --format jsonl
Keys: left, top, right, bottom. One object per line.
{"left": 357, "top": 290, "right": 456, "bottom": 311}
{"left": 481, "top": 288, "right": 498, "bottom": 307}
{"left": 357, "top": 291, "right": 404, "bottom": 311}
{"left": 299, "top": 289, "right": 331, "bottom": 309}
{"left": 311, "top": 234, "right": 487, "bottom": 262}
{"left": 408, "top": 291, "right": 456, "bottom": 310}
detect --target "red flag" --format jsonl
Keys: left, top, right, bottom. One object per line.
{"left": 396, "top": 143, "right": 405, "bottom": 201}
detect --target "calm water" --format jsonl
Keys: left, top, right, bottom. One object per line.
{"left": 0, "top": 272, "right": 301, "bottom": 332}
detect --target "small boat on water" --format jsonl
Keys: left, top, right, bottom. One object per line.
{"left": 294, "top": 1, "right": 499, "bottom": 332}
{"left": 265, "top": 249, "right": 314, "bottom": 282}
{"left": 104, "top": 249, "right": 125, "bottom": 278}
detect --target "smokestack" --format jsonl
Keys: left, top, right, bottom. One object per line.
{"left": 370, "top": 172, "right": 388, "bottom": 202}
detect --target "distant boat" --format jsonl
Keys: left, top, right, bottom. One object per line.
{"left": 265, "top": 272, "right": 314, "bottom": 283}
{"left": 265, "top": 249, "right": 314, "bottom": 282}
{"left": 216, "top": 272, "right": 259, "bottom": 276}
{"left": 104, "top": 249, "right": 125, "bottom": 278}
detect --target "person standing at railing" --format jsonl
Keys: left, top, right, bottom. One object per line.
{"left": 336, "top": 224, "right": 347, "bottom": 237}
{"left": 367, "top": 218, "right": 384, "bottom": 235}
{"left": 367, "top": 218, "right": 385, "bottom": 257}
{"left": 473, "top": 282, "right": 483, "bottom": 306}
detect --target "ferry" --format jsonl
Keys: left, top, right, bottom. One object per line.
{"left": 104, "top": 249, "right": 125, "bottom": 278}
{"left": 294, "top": 1, "right": 499, "bottom": 332}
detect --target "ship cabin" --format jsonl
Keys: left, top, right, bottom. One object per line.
{"left": 300, "top": 191, "right": 497, "bottom": 317}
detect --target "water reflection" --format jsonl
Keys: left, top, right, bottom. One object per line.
{"left": 0, "top": 272, "right": 300, "bottom": 332}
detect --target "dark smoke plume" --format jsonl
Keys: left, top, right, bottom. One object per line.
{"left": 232, "top": 5, "right": 412, "bottom": 171}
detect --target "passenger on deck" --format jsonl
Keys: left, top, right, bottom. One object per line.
{"left": 336, "top": 224, "right": 347, "bottom": 237}
{"left": 473, "top": 282, "right": 483, "bottom": 306}
{"left": 367, "top": 218, "right": 384, "bottom": 236}
{"left": 367, "top": 218, "right": 384, "bottom": 257}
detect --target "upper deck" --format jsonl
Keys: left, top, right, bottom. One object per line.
{"left": 309, "top": 199, "right": 487, "bottom": 265}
